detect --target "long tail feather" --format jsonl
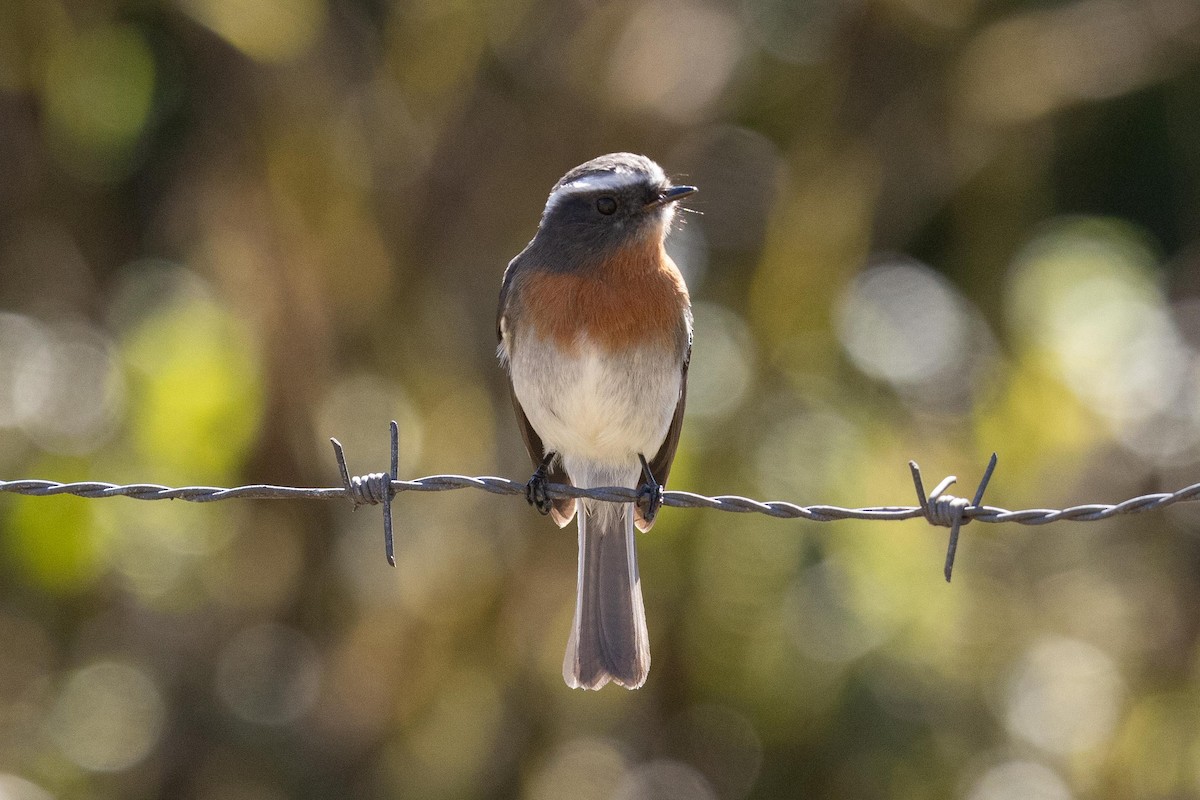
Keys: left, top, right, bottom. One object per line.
{"left": 563, "top": 497, "right": 649, "bottom": 690}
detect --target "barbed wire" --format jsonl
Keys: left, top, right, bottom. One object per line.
{"left": 1, "top": 421, "right": 1197, "bottom": 581}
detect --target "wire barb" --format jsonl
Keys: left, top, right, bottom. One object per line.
{"left": 330, "top": 421, "right": 400, "bottom": 567}
{"left": 910, "top": 454, "right": 999, "bottom": 582}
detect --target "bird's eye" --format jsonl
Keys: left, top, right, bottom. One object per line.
{"left": 595, "top": 196, "right": 618, "bottom": 215}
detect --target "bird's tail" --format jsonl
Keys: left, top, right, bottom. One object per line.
{"left": 562, "top": 468, "right": 649, "bottom": 690}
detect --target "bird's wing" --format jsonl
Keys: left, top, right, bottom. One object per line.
{"left": 499, "top": 255, "right": 575, "bottom": 528}
{"left": 506, "top": 380, "right": 576, "bottom": 527}
{"left": 635, "top": 337, "right": 690, "bottom": 532}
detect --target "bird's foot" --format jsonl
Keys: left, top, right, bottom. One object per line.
{"left": 525, "top": 452, "right": 556, "bottom": 515}
{"left": 636, "top": 454, "right": 664, "bottom": 526}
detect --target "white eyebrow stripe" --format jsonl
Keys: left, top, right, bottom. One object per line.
{"left": 544, "top": 171, "right": 648, "bottom": 213}
{"left": 562, "top": 172, "right": 644, "bottom": 193}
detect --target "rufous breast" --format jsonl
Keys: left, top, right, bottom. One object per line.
{"left": 519, "top": 243, "right": 689, "bottom": 354}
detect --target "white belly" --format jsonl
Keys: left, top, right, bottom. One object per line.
{"left": 508, "top": 334, "right": 681, "bottom": 480}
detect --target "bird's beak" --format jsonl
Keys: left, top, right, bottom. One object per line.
{"left": 645, "top": 185, "right": 697, "bottom": 209}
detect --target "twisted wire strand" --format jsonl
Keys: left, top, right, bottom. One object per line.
{"left": 1, "top": 473, "right": 1198, "bottom": 525}
{"left": 4, "top": 423, "right": 1197, "bottom": 579}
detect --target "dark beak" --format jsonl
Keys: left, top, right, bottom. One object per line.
{"left": 645, "top": 184, "right": 697, "bottom": 209}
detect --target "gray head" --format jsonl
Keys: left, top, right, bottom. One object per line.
{"left": 528, "top": 153, "right": 696, "bottom": 268}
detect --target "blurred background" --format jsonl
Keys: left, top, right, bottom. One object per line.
{"left": 2, "top": 0, "right": 1200, "bottom": 797}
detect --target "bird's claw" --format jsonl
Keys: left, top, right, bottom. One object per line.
{"left": 525, "top": 456, "right": 554, "bottom": 516}
{"left": 636, "top": 454, "right": 663, "bottom": 526}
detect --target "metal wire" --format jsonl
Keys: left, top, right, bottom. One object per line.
{"left": 8, "top": 469, "right": 1198, "bottom": 523}
{"left": 2, "top": 422, "right": 1197, "bottom": 580}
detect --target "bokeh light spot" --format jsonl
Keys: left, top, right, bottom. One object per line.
{"left": 0, "top": 313, "right": 45, "bottom": 428}
{"left": 181, "top": 0, "right": 326, "bottom": 62}
{"left": 12, "top": 321, "right": 124, "bottom": 454}
{"left": 837, "top": 258, "right": 993, "bottom": 411}
{"left": 613, "top": 759, "right": 719, "bottom": 800}
{"left": 525, "top": 738, "right": 627, "bottom": 800}
{"left": 1004, "top": 636, "right": 1124, "bottom": 755}
{"left": 956, "top": 15, "right": 1060, "bottom": 123}
{"left": 48, "top": 661, "right": 166, "bottom": 772}
{"left": 966, "top": 760, "right": 1073, "bottom": 800}
{"left": 1006, "top": 218, "right": 1194, "bottom": 451}
{"left": 955, "top": 1, "right": 1156, "bottom": 124}
{"left": 607, "top": 0, "right": 744, "bottom": 123}
{"left": 838, "top": 260, "right": 965, "bottom": 383}
{"left": 216, "top": 623, "right": 321, "bottom": 726}
{"left": 0, "top": 773, "right": 55, "bottom": 800}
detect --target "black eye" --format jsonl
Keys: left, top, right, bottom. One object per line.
{"left": 595, "top": 196, "right": 617, "bottom": 215}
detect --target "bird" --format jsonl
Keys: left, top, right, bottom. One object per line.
{"left": 497, "top": 153, "right": 695, "bottom": 690}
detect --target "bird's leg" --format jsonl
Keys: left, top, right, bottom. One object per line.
{"left": 525, "top": 452, "right": 556, "bottom": 515}
{"left": 636, "top": 454, "right": 664, "bottom": 526}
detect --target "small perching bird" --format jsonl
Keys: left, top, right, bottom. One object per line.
{"left": 497, "top": 153, "right": 696, "bottom": 689}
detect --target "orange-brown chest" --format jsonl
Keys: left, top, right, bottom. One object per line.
{"left": 518, "top": 245, "right": 689, "bottom": 353}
